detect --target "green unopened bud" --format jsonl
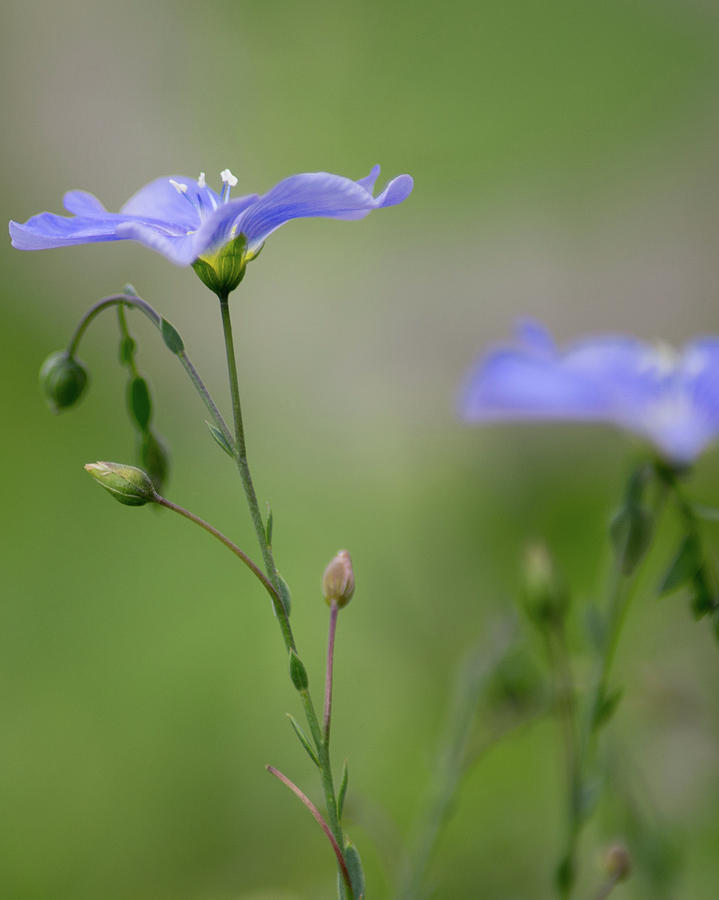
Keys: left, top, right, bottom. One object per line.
{"left": 322, "top": 550, "right": 355, "bottom": 608}
{"left": 604, "top": 843, "right": 631, "bottom": 881}
{"left": 192, "top": 234, "right": 247, "bottom": 297}
{"left": 39, "top": 351, "right": 88, "bottom": 413}
{"left": 85, "top": 461, "right": 157, "bottom": 506}
{"left": 522, "top": 542, "right": 569, "bottom": 627}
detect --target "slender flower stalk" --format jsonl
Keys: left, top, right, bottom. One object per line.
{"left": 324, "top": 599, "right": 340, "bottom": 746}
{"left": 266, "top": 765, "right": 353, "bottom": 893}
{"left": 216, "top": 294, "right": 348, "bottom": 883}
{"left": 66, "top": 292, "right": 233, "bottom": 448}
{"left": 556, "top": 474, "right": 667, "bottom": 899}
{"left": 153, "top": 495, "right": 280, "bottom": 605}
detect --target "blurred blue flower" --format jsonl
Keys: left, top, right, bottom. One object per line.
{"left": 9, "top": 166, "right": 413, "bottom": 267}
{"left": 460, "top": 321, "right": 719, "bottom": 465}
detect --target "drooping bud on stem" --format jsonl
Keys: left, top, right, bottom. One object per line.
{"left": 84, "top": 461, "right": 158, "bottom": 506}
{"left": 322, "top": 550, "right": 355, "bottom": 608}
{"left": 39, "top": 351, "right": 88, "bottom": 412}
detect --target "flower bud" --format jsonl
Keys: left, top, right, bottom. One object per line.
{"left": 322, "top": 550, "right": 355, "bottom": 608}
{"left": 39, "top": 351, "right": 88, "bottom": 413}
{"left": 84, "top": 461, "right": 157, "bottom": 506}
{"left": 604, "top": 843, "right": 631, "bottom": 881}
{"left": 521, "top": 542, "right": 569, "bottom": 627}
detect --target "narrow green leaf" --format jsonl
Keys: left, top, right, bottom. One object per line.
{"left": 205, "top": 421, "right": 234, "bottom": 457}
{"left": 289, "top": 650, "right": 309, "bottom": 692}
{"left": 610, "top": 506, "right": 652, "bottom": 575}
{"left": 277, "top": 573, "right": 292, "bottom": 616}
{"left": 658, "top": 534, "right": 702, "bottom": 596}
{"left": 129, "top": 376, "right": 152, "bottom": 430}
{"left": 343, "top": 843, "right": 365, "bottom": 899}
{"left": 286, "top": 714, "right": 319, "bottom": 767}
{"left": 338, "top": 760, "right": 349, "bottom": 820}
{"left": 265, "top": 505, "right": 274, "bottom": 547}
{"left": 160, "top": 317, "right": 185, "bottom": 354}
{"left": 139, "top": 431, "right": 169, "bottom": 494}
{"left": 690, "top": 568, "right": 715, "bottom": 619}
{"left": 119, "top": 335, "right": 136, "bottom": 365}
{"left": 593, "top": 687, "right": 623, "bottom": 730}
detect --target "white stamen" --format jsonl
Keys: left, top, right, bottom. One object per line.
{"left": 197, "top": 171, "right": 206, "bottom": 188}
{"left": 220, "top": 168, "right": 238, "bottom": 187}
{"left": 169, "top": 179, "right": 188, "bottom": 194}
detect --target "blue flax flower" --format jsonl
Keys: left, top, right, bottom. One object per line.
{"left": 10, "top": 166, "right": 413, "bottom": 291}
{"left": 460, "top": 321, "right": 719, "bottom": 465}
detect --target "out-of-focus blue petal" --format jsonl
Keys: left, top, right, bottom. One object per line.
{"left": 514, "top": 318, "right": 556, "bottom": 355}
{"left": 63, "top": 191, "right": 107, "bottom": 216}
{"left": 461, "top": 347, "right": 610, "bottom": 422}
{"left": 120, "top": 176, "right": 219, "bottom": 228}
{"left": 9, "top": 213, "right": 123, "bottom": 249}
{"left": 461, "top": 323, "right": 719, "bottom": 465}
{"left": 234, "top": 169, "right": 414, "bottom": 253}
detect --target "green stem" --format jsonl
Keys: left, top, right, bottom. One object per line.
{"left": 68, "top": 293, "right": 233, "bottom": 449}
{"left": 216, "top": 294, "right": 347, "bottom": 885}
{"left": 558, "top": 476, "right": 668, "bottom": 899}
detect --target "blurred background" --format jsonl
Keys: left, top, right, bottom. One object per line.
{"left": 2, "top": 0, "right": 719, "bottom": 897}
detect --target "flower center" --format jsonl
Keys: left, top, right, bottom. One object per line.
{"left": 168, "top": 169, "right": 239, "bottom": 221}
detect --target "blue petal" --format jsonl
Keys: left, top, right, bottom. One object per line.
{"left": 9, "top": 213, "right": 123, "bottom": 249}
{"left": 63, "top": 190, "right": 108, "bottom": 215}
{"left": 231, "top": 169, "right": 414, "bottom": 254}
{"left": 461, "top": 346, "right": 610, "bottom": 422}
{"left": 120, "top": 176, "right": 219, "bottom": 228}
{"left": 114, "top": 220, "right": 200, "bottom": 266}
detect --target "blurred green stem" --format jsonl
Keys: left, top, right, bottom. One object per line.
{"left": 558, "top": 472, "right": 667, "bottom": 899}
{"left": 217, "top": 294, "right": 349, "bottom": 892}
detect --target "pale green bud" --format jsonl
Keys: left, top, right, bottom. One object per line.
{"left": 322, "top": 550, "right": 355, "bottom": 608}
{"left": 522, "top": 542, "right": 569, "bottom": 627}
{"left": 84, "top": 461, "right": 157, "bottom": 506}
{"left": 39, "top": 351, "right": 88, "bottom": 413}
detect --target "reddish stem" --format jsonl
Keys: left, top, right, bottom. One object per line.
{"left": 324, "top": 599, "right": 339, "bottom": 746}
{"left": 266, "top": 765, "right": 352, "bottom": 894}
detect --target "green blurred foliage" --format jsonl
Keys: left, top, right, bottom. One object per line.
{"left": 2, "top": 0, "right": 719, "bottom": 897}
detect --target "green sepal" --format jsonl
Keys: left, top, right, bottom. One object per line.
{"left": 658, "top": 534, "right": 703, "bottom": 596}
{"left": 277, "top": 573, "right": 292, "bottom": 616}
{"left": 192, "top": 234, "right": 247, "bottom": 297}
{"left": 286, "top": 713, "right": 319, "bottom": 767}
{"left": 205, "top": 421, "right": 234, "bottom": 457}
{"left": 337, "top": 842, "right": 365, "bottom": 900}
{"left": 289, "top": 650, "right": 309, "bottom": 691}
{"left": 337, "top": 760, "right": 349, "bottom": 820}
{"left": 139, "top": 431, "right": 169, "bottom": 494}
{"left": 161, "top": 318, "right": 185, "bottom": 354}
{"left": 129, "top": 376, "right": 152, "bottom": 430}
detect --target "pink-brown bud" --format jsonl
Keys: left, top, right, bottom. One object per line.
{"left": 604, "top": 843, "right": 631, "bottom": 881}
{"left": 322, "top": 550, "right": 355, "bottom": 608}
